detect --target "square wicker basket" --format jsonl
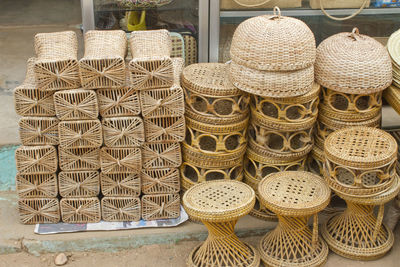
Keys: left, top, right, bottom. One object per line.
{"left": 54, "top": 89, "right": 99, "bottom": 120}
{"left": 97, "top": 87, "right": 141, "bottom": 118}
{"left": 144, "top": 116, "right": 185, "bottom": 143}
{"left": 18, "top": 117, "right": 59, "bottom": 146}
{"left": 100, "top": 172, "right": 141, "bottom": 197}
{"left": 140, "top": 86, "right": 184, "bottom": 118}
{"left": 102, "top": 117, "right": 144, "bottom": 147}
{"left": 60, "top": 197, "right": 101, "bottom": 223}
{"left": 141, "top": 194, "right": 180, "bottom": 220}
{"left": 59, "top": 147, "right": 100, "bottom": 171}
{"left": 100, "top": 147, "right": 141, "bottom": 174}
{"left": 58, "top": 119, "right": 103, "bottom": 148}
{"left": 101, "top": 197, "right": 141, "bottom": 222}
{"left": 142, "top": 142, "right": 182, "bottom": 169}
{"left": 141, "top": 168, "right": 180, "bottom": 194}
{"left": 16, "top": 173, "right": 58, "bottom": 198}
{"left": 15, "top": 145, "right": 58, "bottom": 174}
{"left": 58, "top": 171, "right": 100, "bottom": 197}
{"left": 18, "top": 198, "right": 60, "bottom": 224}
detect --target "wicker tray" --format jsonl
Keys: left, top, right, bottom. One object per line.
{"left": 142, "top": 142, "right": 182, "bottom": 169}
{"left": 60, "top": 197, "right": 101, "bottom": 223}
{"left": 59, "top": 147, "right": 100, "bottom": 171}
{"left": 100, "top": 172, "right": 141, "bottom": 197}
{"left": 79, "top": 30, "right": 127, "bottom": 89}
{"left": 97, "top": 87, "right": 140, "bottom": 118}
{"left": 100, "top": 147, "right": 141, "bottom": 174}
{"left": 102, "top": 197, "right": 141, "bottom": 222}
{"left": 58, "top": 119, "right": 103, "bottom": 148}
{"left": 142, "top": 168, "right": 180, "bottom": 194}
{"left": 15, "top": 145, "right": 58, "bottom": 174}
{"left": 58, "top": 171, "right": 100, "bottom": 197}
{"left": 144, "top": 116, "right": 185, "bottom": 143}
{"left": 34, "top": 31, "right": 80, "bottom": 91}
{"left": 19, "top": 117, "right": 59, "bottom": 146}
{"left": 54, "top": 89, "right": 99, "bottom": 121}
{"left": 18, "top": 198, "right": 60, "bottom": 224}
{"left": 141, "top": 193, "right": 180, "bottom": 220}
{"left": 14, "top": 58, "right": 55, "bottom": 117}
{"left": 102, "top": 117, "right": 144, "bottom": 147}
{"left": 16, "top": 173, "right": 58, "bottom": 198}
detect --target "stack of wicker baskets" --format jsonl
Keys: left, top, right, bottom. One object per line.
{"left": 130, "top": 30, "right": 183, "bottom": 220}
{"left": 310, "top": 28, "right": 393, "bottom": 175}
{"left": 228, "top": 7, "right": 318, "bottom": 220}
{"left": 180, "top": 63, "right": 250, "bottom": 192}
{"left": 384, "top": 29, "right": 400, "bottom": 114}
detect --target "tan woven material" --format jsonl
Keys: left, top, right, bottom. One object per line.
{"left": 384, "top": 85, "right": 400, "bottom": 116}
{"left": 102, "top": 197, "right": 141, "bottom": 222}
{"left": 59, "top": 147, "right": 100, "bottom": 171}
{"left": 130, "top": 29, "right": 172, "bottom": 59}
{"left": 60, "top": 197, "right": 101, "bottom": 223}
{"left": 58, "top": 171, "right": 100, "bottom": 197}
{"left": 58, "top": 120, "right": 102, "bottom": 148}
{"left": 102, "top": 117, "right": 144, "bottom": 147}
{"left": 315, "top": 28, "right": 392, "bottom": 94}
{"left": 183, "top": 180, "right": 259, "bottom": 267}
{"left": 100, "top": 147, "right": 141, "bottom": 174}
{"left": 79, "top": 30, "right": 127, "bottom": 89}
{"left": 183, "top": 34, "right": 197, "bottom": 66}
{"left": 15, "top": 145, "right": 58, "bottom": 174}
{"left": 100, "top": 172, "right": 140, "bottom": 197}
{"left": 18, "top": 198, "right": 60, "bottom": 224}
{"left": 141, "top": 168, "right": 180, "bottom": 194}
{"left": 54, "top": 89, "right": 99, "bottom": 121}
{"left": 307, "top": 145, "right": 325, "bottom": 176}
{"left": 34, "top": 31, "right": 80, "bottom": 91}
{"left": 14, "top": 58, "right": 55, "bottom": 117}
{"left": 97, "top": 87, "right": 140, "bottom": 118}
{"left": 142, "top": 142, "right": 182, "bottom": 169}
{"left": 230, "top": 9, "right": 315, "bottom": 71}
{"left": 221, "top": 0, "right": 301, "bottom": 9}
{"left": 141, "top": 193, "right": 180, "bottom": 220}
{"left": 184, "top": 103, "right": 249, "bottom": 125}
{"left": 144, "top": 116, "right": 185, "bottom": 143}
{"left": 18, "top": 117, "right": 59, "bottom": 146}
{"left": 16, "top": 173, "right": 58, "bottom": 198}
{"left": 171, "top": 33, "right": 184, "bottom": 59}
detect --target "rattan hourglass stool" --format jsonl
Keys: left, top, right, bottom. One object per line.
{"left": 182, "top": 180, "right": 260, "bottom": 267}
{"left": 258, "top": 171, "right": 331, "bottom": 267}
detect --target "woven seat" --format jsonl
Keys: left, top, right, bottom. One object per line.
{"left": 16, "top": 173, "right": 58, "bottom": 198}
{"left": 79, "top": 30, "right": 127, "bottom": 89}
{"left": 58, "top": 171, "right": 100, "bottom": 197}
{"left": 18, "top": 198, "right": 60, "bottom": 224}
{"left": 102, "top": 197, "right": 141, "bottom": 222}
{"left": 102, "top": 117, "right": 144, "bottom": 147}
{"left": 183, "top": 180, "right": 259, "bottom": 267}
{"left": 34, "top": 31, "right": 80, "bottom": 91}
{"left": 141, "top": 168, "right": 180, "bottom": 194}
{"left": 258, "top": 171, "right": 330, "bottom": 267}
{"left": 14, "top": 58, "right": 55, "bottom": 117}
{"left": 58, "top": 120, "right": 102, "bottom": 148}
{"left": 54, "top": 89, "right": 99, "bottom": 120}
{"left": 15, "top": 145, "right": 58, "bottom": 174}
{"left": 60, "top": 197, "right": 101, "bottom": 223}
{"left": 59, "top": 147, "right": 100, "bottom": 171}
{"left": 100, "top": 147, "right": 141, "bottom": 174}
{"left": 141, "top": 193, "right": 180, "bottom": 220}
{"left": 142, "top": 142, "right": 182, "bottom": 169}
{"left": 18, "top": 117, "right": 59, "bottom": 146}
{"left": 144, "top": 116, "right": 185, "bottom": 143}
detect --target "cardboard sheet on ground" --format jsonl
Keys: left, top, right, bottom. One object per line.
{"left": 34, "top": 206, "right": 189, "bottom": 235}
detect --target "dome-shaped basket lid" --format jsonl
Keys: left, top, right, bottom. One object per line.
{"left": 315, "top": 28, "right": 392, "bottom": 94}
{"left": 230, "top": 7, "right": 316, "bottom": 71}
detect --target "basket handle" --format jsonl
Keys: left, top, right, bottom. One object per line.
{"left": 233, "top": 0, "right": 274, "bottom": 8}
{"left": 319, "top": 0, "right": 369, "bottom": 21}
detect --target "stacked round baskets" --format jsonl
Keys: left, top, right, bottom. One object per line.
{"left": 229, "top": 7, "right": 318, "bottom": 220}
{"left": 384, "top": 29, "right": 400, "bottom": 114}
{"left": 180, "top": 63, "right": 249, "bottom": 192}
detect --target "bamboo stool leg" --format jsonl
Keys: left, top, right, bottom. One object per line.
{"left": 321, "top": 201, "right": 394, "bottom": 260}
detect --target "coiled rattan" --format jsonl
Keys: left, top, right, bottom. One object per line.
{"left": 102, "top": 197, "right": 141, "bottom": 222}
{"left": 100, "top": 147, "right": 141, "bottom": 174}
{"left": 15, "top": 145, "right": 58, "bottom": 174}
{"left": 16, "top": 173, "right": 58, "bottom": 198}
{"left": 144, "top": 116, "right": 185, "bottom": 143}
{"left": 58, "top": 171, "right": 100, "bottom": 197}
{"left": 141, "top": 193, "right": 180, "bottom": 220}
{"left": 58, "top": 119, "right": 103, "bottom": 148}
{"left": 54, "top": 89, "right": 99, "bottom": 121}
{"left": 102, "top": 117, "right": 144, "bottom": 147}
{"left": 59, "top": 147, "right": 100, "bottom": 171}
{"left": 142, "top": 142, "right": 182, "bottom": 169}
{"left": 18, "top": 198, "right": 60, "bottom": 224}
{"left": 60, "top": 197, "right": 101, "bottom": 223}
{"left": 18, "top": 117, "right": 59, "bottom": 146}
{"left": 141, "top": 168, "right": 180, "bottom": 194}
{"left": 100, "top": 172, "right": 141, "bottom": 197}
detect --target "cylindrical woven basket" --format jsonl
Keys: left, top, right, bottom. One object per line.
{"left": 100, "top": 172, "right": 141, "bottom": 197}
{"left": 60, "top": 197, "right": 101, "bottom": 223}
{"left": 58, "top": 119, "right": 103, "bottom": 148}
{"left": 34, "top": 31, "right": 80, "bottom": 91}
{"left": 18, "top": 198, "right": 60, "bottom": 224}
{"left": 141, "top": 168, "right": 180, "bottom": 194}
{"left": 141, "top": 193, "right": 180, "bottom": 220}
{"left": 58, "top": 171, "right": 100, "bottom": 198}
{"left": 54, "top": 89, "right": 99, "bottom": 121}
{"left": 102, "top": 117, "right": 144, "bottom": 148}
{"left": 15, "top": 145, "right": 58, "bottom": 174}
{"left": 101, "top": 197, "right": 141, "bottom": 222}
{"left": 184, "top": 103, "right": 249, "bottom": 125}
{"left": 16, "top": 173, "right": 58, "bottom": 198}
{"left": 18, "top": 117, "right": 59, "bottom": 146}
{"left": 59, "top": 147, "right": 100, "bottom": 171}
{"left": 14, "top": 58, "right": 55, "bottom": 117}
{"left": 79, "top": 30, "right": 127, "bottom": 89}
{"left": 142, "top": 142, "right": 182, "bottom": 169}
{"left": 144, "top": 116, "right": 185, "bottom": 143}
{"left": 306, "top": 145, "right": 325, "bottom": 176}
{"left": 100, "top": 147, "right": 141, "bottom": 174}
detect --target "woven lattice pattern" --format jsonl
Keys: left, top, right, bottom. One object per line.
{"left": 97, "top": 86, "right": 140, "bottom": 117}
{"left": 183, "top": 34, "right": 197, "bottom": 66}
{"left": 142, "top": 168, "right": 180, "bottom": 194}
{"left": 16, "top": 173, "right": 58, "bottom": 198}
{"left": 100, "top": 172, "right": 141, "bottom": 197}
{"left": 18, "top": 117, "right": 59, "bottom": 145}
{"left": 54, "top": 89, "right": 99, "bottom": 120}
{"left": 58, "top": 171, "right": 100, "bottom": 197}
{"left": 18, "top": 198, "right": 60, "bottom": 224}
{"left": 140, "top": 87, "right": 184, "bottom": 118}
{"left": 102, "top": 197, "right": 141, "bottom": 222}
{"left": 60, "top": 197, "right": 101, "bottom": 223}
{"left": 142, "top": 142, "right": 181, "bottom": 169}
{"left": 141, "top": 193, "right": 180, "bottom": 220}
{"left": 102, "top": 117, "right": 144, "bottom": 147}
{"left": 59, "top": 147, "right": 100, "bottom": 171}
{"left": 58, "top": 120, "right": 102, "bottom": 148}
{"left": 79, "top": 30, "right": 127, "bottom": 89}
{"left": 144, "top": 116, "right": 185, "bottom": 143}
{"left": 15, "top": 145, "right": 58, "bottom": 174}
{"left": 100, "top": 147, "right": 141, "bottom": 174}
{"left": 34, "top": 31, "right": 80, "bottom": 91}
{"left": 129, "top": 29, "right": 171, "bottom": 58}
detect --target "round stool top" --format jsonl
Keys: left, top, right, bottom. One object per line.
{"left": 258, "top": 171, "right": 331, "bottom": 216}
{"left": 324, "top": 127, "right": 397, "bottom": 169}
{"left": 182, "top": 180, "right": 255, "bottom": 222}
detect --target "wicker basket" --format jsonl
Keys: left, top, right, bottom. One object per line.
{"left": 183, "top": 33, "right": 197, "bottom": 66}
{"left": 141, "top": 193, "right": 180, "bottom": 220}
{"left": 100, "top": 147, "right": 141, "bottom": 174}
{"left": 142, "top": 168, "right": 180, "bottom": 194}
{"left": 171, "top": 32, "right": 184, "bottom": 59}
{"left": 16, "top": 173, "right": 58, "bottom": 198}
{"left": 102, "top": 117, "right": 144, "bottom": 147}
{"left": 142, "top": 142, "right": 181, "bottom": 169}
{"left": 79, "top": 30, "right": 127, "bottom": 89}
{"left": 58, "top": 120, "right": 102, "bottom": 148}
{"left": 97, "top": 87, "right": 140, "bottom": 118}
{"left": 18, "top": 117, "right": 59, "bottom": 146}
{"left": 140, "top": 87, "right": 184, "bottom": 119}
{"left": 15, "top": 145, "right": 58, "bottom": 174}
{"left": 306, "top": 145, "right": 325, "bottom": 176}
{"left": 54, "top": 89, "right": 99, "bottom": 121}
{"left": 14, "top": 58, "right": 55, "bottom": 117}
{"left": 384, "top": 85, "right": 400, "bottom": 115}
{"left": 130, "top": 29, "right": 171, "bottom": 58}
{"left": 221, "top": 0, "right": 302, "bottom": 9}
{"left": 59, "top": 147, "right": 100, "bottom": 171}
{"left": 34, "top": 31, "right": 80, "bottom": 91}
{"left": 58, "top": 171, "right": 100, "bottom": 197}
{"left": 18, "top": 198, "right": 60, "bottom": 224}
{"left": 60, "top": 197, "right": 101, "bottom": 223}
{"left": 102, "top": 197, "right": 141, "bottom": 222}
{"left": 100, "top": 172, "right": 141, "bottom": 197}
{"left": 144, "top": 116, "right": 185, "bottom": 143}
{"left": 185, "top": 102, "right": 249, "bottom": 125}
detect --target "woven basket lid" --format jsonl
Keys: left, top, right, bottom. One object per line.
{"left": 230, "top": 7, "right": 316, "bottom": 71}
{"left": 315, "top": 28, "right": 392, "bottom": 94}
{"left": 181, "top": 63, "right": 240, "bottom": 97}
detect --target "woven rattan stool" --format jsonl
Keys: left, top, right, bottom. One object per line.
{"left": 258, "top": 171, "right": 330, "bottom": 267}
{"left": 183, "top": 180, "right": 259, "bottom": 267}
